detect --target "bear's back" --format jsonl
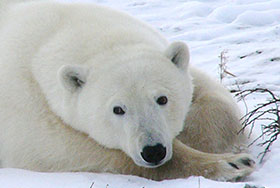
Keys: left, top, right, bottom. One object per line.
{"left": 1, "top": 1, "right": 167, "bottom": 58}
{"left": 0, "top": 1, "right": 169, "bottom": 114}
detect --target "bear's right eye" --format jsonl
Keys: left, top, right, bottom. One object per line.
{"left": 156, "top": 96, "right": 168, "bottom": 105}
{"left": 113, "top": 106, "right": 125, "bottom": 115}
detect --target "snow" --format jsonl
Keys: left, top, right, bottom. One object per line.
{"left": 0, "top": 0, "right": 279, "bottom": 187}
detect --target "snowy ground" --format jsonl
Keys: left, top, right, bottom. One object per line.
{"left": 0, "top": 0, "right": 279, "bottom": 187}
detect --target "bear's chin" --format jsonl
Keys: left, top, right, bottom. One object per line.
{"left": 141, "top": 161, "right": 166, "bottom": 168}
{"left": 132, "top": 155, "right": 171, "bottom": 168}
{"left": 135, "top": 160, "right": 165, "bottom": 168}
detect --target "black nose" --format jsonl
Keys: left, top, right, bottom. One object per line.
{"left": 141, "top": 143, "right": 166, "bottom": 165}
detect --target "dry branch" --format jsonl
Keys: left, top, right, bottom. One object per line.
{"left": 235, "top": 88, "right": 280, "bottom": 163}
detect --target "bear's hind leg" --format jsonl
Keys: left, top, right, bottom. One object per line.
{"left": 177, "top": 68, "right": 248, "bottom": 154}
{"left": 178, "top": 95, "right": 247, "bottom": 154}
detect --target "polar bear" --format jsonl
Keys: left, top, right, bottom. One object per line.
{"left": 0, "top": 0, "right": 255, "bottom": 181}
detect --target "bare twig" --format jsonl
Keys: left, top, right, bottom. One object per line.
{"left": 218, "top": 50, "right": 236, "bottom": 83}
{"left": 235, "top": 88, "right": 280, "bottom": 163}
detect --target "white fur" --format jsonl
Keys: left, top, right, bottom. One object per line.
{"left": 0, "top": 1, "right": 254, "bottom": 180}
{"left": 0, "top": 1, "right": 193, "bottom": 168}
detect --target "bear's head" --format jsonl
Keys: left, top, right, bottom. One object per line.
{"left": 57, "top": 42, "right": 193, "bottom": 168}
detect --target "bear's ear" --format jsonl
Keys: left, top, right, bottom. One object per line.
{"left": 165, "top": 41, "right": 190, "bottom": 71}
{"left": 58, "top": 65, "right": 88, "bottom": 93}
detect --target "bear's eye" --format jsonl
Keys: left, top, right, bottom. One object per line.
{"left": 156, "top": 96, "right": 168, "bottom": 105}
{"left": 113, "top": 106, "right": 125, "bottom": 115}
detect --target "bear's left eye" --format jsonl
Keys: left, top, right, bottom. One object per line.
{"left": 156, "top": 96, "right": 168, "bottom": 105}
{"left": 113, "top": 106, "right": 125, "bottom": 115}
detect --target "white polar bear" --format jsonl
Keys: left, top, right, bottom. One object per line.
{"left": 0, "top": 0, "right": 255, "bottom": 181}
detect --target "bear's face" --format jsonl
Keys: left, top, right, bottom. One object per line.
{"left": 58, "top": 42, "right": 193, "bottom": 168}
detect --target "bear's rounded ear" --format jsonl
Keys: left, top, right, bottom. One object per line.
{"left": 165, "top": 41, "right": 190, "bottom": 71}
{"left": 58, "top": 65, "right": 88, "bottom": 93}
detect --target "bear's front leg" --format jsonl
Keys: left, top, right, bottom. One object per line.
{"left": 168, "top": 139, "right": 255, "bottom": 181}
{"left": 106, "top": 139, "right": 255, "bottom": 181}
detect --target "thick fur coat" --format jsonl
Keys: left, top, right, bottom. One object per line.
{"left": 0, "top": 0, "right": 255, "bottom": 181}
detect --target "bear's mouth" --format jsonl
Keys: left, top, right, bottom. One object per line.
{"left": 130, "top": 133, "right": 173, "bottom": 168}
{"left": 142, "top": 161, "right": 165, "bottom": 168}
{"left": 131, "top": 146, "right": 172, "bottom": 168}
